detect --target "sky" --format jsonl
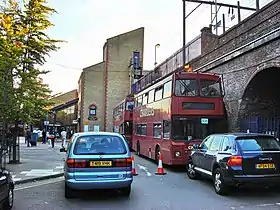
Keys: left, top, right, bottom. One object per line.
{"left": 41, "top": 0, "right": 272, "bottom": 95}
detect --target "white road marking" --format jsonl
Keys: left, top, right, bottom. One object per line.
{"left": 15, "top": 178, "right": 64, "bottom": 191}
{"left": 55, "top": 166, "right": 63, "bottom": 169}
{"left": 137, "top": 164, "right": 152, "bottom": 176}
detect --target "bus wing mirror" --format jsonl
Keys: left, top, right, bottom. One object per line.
{"left": 193, "top": 144, "right": 200, "bottom": 149}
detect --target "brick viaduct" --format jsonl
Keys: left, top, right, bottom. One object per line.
{"left": 189, "top": 0, "right": 280, "bottom": 131}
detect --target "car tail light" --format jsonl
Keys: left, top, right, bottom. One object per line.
{"left": 66, "top": 159, "right": 86, "bottom": 168}
{"left": 227, "top": 156, "right": 242, "bottom": 166}
{"left": 115, "top": 158, "right": 132, "bottom": 167}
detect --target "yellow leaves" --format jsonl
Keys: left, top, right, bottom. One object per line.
{"left": 10, "top": 0, "right": 19, "bottom": 8}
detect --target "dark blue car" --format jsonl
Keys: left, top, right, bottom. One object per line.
{"left": 186, "top": 133, "right": 280, "bottom": 195}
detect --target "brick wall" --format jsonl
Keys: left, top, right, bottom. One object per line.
{"left": 192, "top": 0, "right": 280, "bottom": 70}
{"left": 82, "top": 62, "right": 105, "bottom": 132}
{"left": 104, "top": 27, "right": 144, "bottom": 131}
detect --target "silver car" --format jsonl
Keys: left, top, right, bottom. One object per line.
{"left": 61, "top": 132, "right": 133, "bottom": 198}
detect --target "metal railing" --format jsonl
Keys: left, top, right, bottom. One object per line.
{"left": 131, "top": 36, "right": 202, "bottom": 94}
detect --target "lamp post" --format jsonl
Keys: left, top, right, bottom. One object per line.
{"left": 154, "top": 44, "right": 160, "bottom": 67}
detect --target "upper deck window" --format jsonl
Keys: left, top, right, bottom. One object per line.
{"left": 200, "top": 79, "right": 222, "bottom": 97}
{"left": 175, "top": 79, "right": 198, "bottom": 96}
{"left": 126, "top": 101, "right": 134, "bottom": 111}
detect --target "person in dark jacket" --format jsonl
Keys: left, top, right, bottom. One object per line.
{"left": 25, "top": 128, "right": 31, "bottom": 147}
{"left": 42, "top": 129, "right": 47, "bottom": 144}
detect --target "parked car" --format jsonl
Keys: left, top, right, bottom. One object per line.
{"left": 61, "top": 131, "right": 133, "bottom": 198}
{"left": 0, "top": 168, "right": 14, "bottom": 209}
{"left": 186, "top": 133, "right": 280, "bottom": 195}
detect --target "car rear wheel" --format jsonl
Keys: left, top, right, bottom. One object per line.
{"left": 120, "top": 185, "right": 131, "bottom": 197}
{"left": 65, "top": 183, "right": 75, "bottom": 199}
{"left": 3, "top": 187, "right": 13, "bottom": 210}
{"left": 213, "top": 168, "right": 229, "bottom": 195}
{"left": 186, "top": 160, "right": 200, "bottom": 180}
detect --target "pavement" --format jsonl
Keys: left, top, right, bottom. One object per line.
{"left": 6, "top": 137, "right": 65, "bottom": 184}
{"left": 13, "top": 154, "right": 280, "bottom": 210}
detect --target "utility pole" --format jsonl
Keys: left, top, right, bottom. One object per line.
{"left": 183, "top": 0, "right": 186, "bottom": 65}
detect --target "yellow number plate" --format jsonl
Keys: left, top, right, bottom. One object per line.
{"left": 256, "top": 163, "right": 275, "bottom": 169}
{"left": 90, "top": 161, "right": 112, "bottom": 167}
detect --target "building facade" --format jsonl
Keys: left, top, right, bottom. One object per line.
{"left": 47, "top": 89, "right": 78, "bottom": 134}
{"left": 78, "top": 27, "right": 145, "bottom": 132}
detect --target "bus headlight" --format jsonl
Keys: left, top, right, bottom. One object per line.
{"left": 175, "top": 151, "right": 181, "bottom": 157}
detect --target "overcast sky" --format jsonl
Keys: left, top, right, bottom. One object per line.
{"left": 41, "top": 0, "right": 272, "bottom": 95}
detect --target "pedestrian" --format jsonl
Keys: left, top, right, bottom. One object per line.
{"left": 25, "top": 128, "right": 31, "bottom": 147}
{"left": 42, "top": 129, "right": 46, "bottom": 144}
{"left": 61, "top": 128, "right": 67, "bottom": 148}
{"left": 49, "top": 131, "right": 55, "bottom": 148}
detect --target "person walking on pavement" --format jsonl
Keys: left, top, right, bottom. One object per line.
{"left": 25, "top": 128, "right": 31, "bottom": 147}
{"left": 61, "top": 128, "right": 67, "bottom": 148}
{"left": 42, "top": 129, "right": 47, "bottom": 144}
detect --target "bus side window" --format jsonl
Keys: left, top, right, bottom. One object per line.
{"left": 163, "top": 120, "right": 171, "bottom": 139}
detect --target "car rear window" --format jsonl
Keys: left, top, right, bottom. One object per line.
{"left": 73, "top": 135, "right": 127, "bottom": 155}
{"left": 236, "top": 136, "right": 280, "bottom": 151}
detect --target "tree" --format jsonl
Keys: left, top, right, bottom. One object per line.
{"left": 0, "top": 0, "right": 62, "bottom": 126}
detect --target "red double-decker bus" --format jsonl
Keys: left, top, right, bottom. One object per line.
{"left": 112, "top": 95, "right": 135, "bottom": 149}
{"left": 132, "top": 70, "right": 228, "bottom": 165}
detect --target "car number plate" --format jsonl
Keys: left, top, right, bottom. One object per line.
{"left": 255, "top": 163, "right": 275, "bottom": 169}
{"left": 90, "top": 161, "right": 112, "bottom": 167}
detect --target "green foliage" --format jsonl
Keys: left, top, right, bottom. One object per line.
{"left": 0, "top": 0, "right": 63, "bottom": 125}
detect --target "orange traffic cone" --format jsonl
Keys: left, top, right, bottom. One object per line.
{"left": 131, "top": 156, "right": 138, "bottom": 176}
{"left": 155, "top": 152, "right": 166, "bottom": 175}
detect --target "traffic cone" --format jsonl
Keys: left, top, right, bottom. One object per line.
{"left": 155, "top": 152, "right": 166, "bottom": 175}
{"left": 131, "top": 156, "right": 138, "bottom": 176}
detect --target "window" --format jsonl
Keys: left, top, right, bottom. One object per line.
{"left": 148, "top": 89, "right": 155, "bottom": 103}
{"left": 163, "top": 81, "right": 172, "bottom": 98}
{"left": 136, "top": 124, "right": 142, "bottom": 135}
{"left": 200, "top": 79, "right": 222, "bottom": 97}
{"left": 119, "top": 103, "right": 123, "bottom": 112}
{"left": 200, "top": 136, "right": 213, "bottom": 150}
{"left": 175, "top": 79, "right": 198, "bottom": 96}
{"left": 153, "top": 123, "right": 161, "bottom": 138}
{"left": 141, "top": 124, "right": 147, "bottom": 136}
{"left": 126, "top": 101, "right": 134, "bottom": 111}
{"left": 163, "top": 120, "right": 171, "bottom": 139}
{"left": 155, "top": 86, "right": 163, "bottom": 101}
{"left": 143, "top": 93, "right": 148, "bottom": 105}
{"left": 136, "top": 124, "right": 147, "bottom": 136}
{"left": 236, "top": 136, "right": 280, "bottom": 151}
{"left": 221, "top": 137, "right": 235, "bottom": 152}
{"left": 73, "top": 135, "right": 127, "bottom": 155}
{"left": 209, "top": 135, "right": 223, "bottom": 151}
{"left": 137, "top": 96, "right": 142, "bottom": 107}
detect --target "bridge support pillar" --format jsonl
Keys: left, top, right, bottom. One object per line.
{"left": 224, "top": 99, "right": 242, "bottom": 132}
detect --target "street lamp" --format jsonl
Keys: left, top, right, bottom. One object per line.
{"left": 154, "top": 44, "right": 160, "bottom": 67}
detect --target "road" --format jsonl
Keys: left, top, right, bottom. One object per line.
{"left": 13, "top": 155, "right": 280, "bottom": 210}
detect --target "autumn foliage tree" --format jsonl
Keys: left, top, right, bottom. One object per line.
{"left": 0, "top": 0, "right": 62, "bottom": 126}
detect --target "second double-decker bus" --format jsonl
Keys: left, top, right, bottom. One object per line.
{"left": 132, "top": 70, "right": 228, "bottom": 166}
{"left": 112, "top": 95, "right": 135, "bottom": 149}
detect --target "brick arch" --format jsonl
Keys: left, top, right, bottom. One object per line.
{"left": 89, "top": 103, "right": 97, "bottom": 109}
{"left": 237, "top": 62, "right": 280, "bottom": 130}
{"left": 241, "top": 61, "right": 280, "bottom": 99}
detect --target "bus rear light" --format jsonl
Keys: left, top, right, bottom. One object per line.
{"left": 66, "top": 159, "right": 86, "bottom": 168}
{"left": 227, "top": 156, "right": 242, "bottom": 167}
